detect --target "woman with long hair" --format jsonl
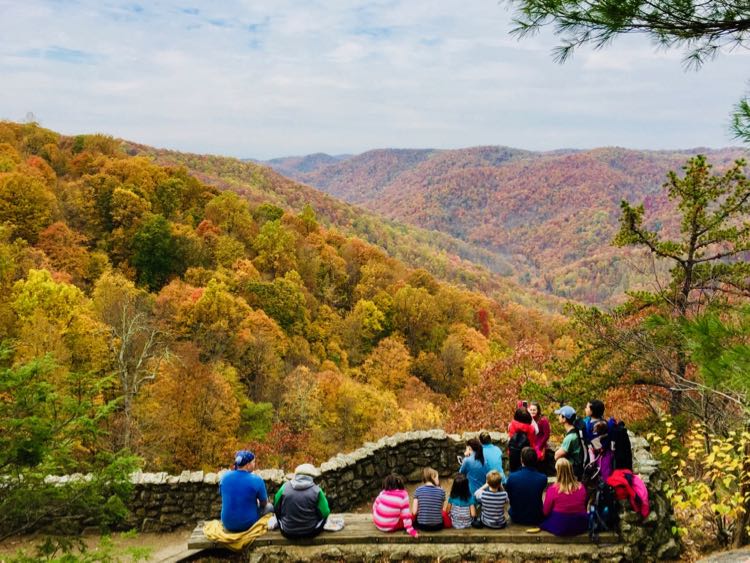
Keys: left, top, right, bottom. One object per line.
{"left": 459, "top": 438, "right": 487, "bottom": 495}
{"left": 528, "top": 401, "right": 551, "bottom": 463}
{"left": 540, "top": 458, "right": 588, "bottom": 536}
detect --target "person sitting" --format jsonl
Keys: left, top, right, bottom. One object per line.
{"left": 540, "top": 458, "right": 589, "bottom": 536}
{"left": 474, "top": 470, "right": 508, "bottom": 529}
{"left": 445, "top": 473, "right": 476, "bottom": 529}
{"left": 219, "top": 450, "right": 273, "bottom": 532}
{"left": 528, "top": 401, "right": 551, "bottom": 464}
{"left": 479, "top": 431, "right": 506, "bottom": 481}
{"left": 274, "top": 463, "right": 331, "bottom": 539}
{"left": 554, "top": 405, "right": 585, "bottom": 480}
{"left": 459, "top": 438, "right": 487, "bottom": 495}
{"left": 505, "top": 447, "right": 547, "bottom": 526}
{"left": 372, "top": 473, "right": 418, "bottom": 538}
{"left": 412, "top": 467, "right": 445, "bottom": 531}
{"left": 508, "top": 407, "right": 536, "bottom": 472}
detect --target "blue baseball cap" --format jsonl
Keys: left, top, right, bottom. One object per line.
{"left": 554, "top": 405, "right": 576, "bottom": 420}
{"left": 234, "top": 450, "right": 255, "bottom": 469}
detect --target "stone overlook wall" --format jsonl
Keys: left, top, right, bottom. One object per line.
{"left": 57, "top": 429, "right": 677, "bottom": 559}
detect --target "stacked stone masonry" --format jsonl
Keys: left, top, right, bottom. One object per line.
{"left": 47, "top": 429, "right": 679, "bottom": 560}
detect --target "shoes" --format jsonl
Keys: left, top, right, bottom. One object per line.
{"left": 267, "top": 515, "right": 278, "bottom": 530}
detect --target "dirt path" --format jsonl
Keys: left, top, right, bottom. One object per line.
{"left": 0, "top": 528, "right": 193, "bottom": 562}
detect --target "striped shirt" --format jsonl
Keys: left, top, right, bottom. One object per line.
{"left": 414, "top": 485, "right": 445, "bottom": 526}
{"left": 448, "top": 495, "right": 475, "bottom": 529}
{"left": 477, "top": 489, "right": 508, "bottom": 528}
{"left": 372, "top": 489, "right": 417, "bottom": 537}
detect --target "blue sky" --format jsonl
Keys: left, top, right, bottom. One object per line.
{"left": 1, "top": 0, "right": 748, "bottom": 159}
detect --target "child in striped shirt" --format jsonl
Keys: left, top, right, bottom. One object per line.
{"left": 372, "top": 474, "right": 418, "bottom": 538}
{"left": 446, "top": 473, "right": 476, "bottom": 529}
{"left": 474, "top": 470, "right": 509, "bottom": 529}
{"left": 412, "top": 467, "right": 445, "bottom": 531}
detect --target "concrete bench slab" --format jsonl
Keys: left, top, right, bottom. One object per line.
{"left": 188, "top": 513, "right": 618, "bottom": 550}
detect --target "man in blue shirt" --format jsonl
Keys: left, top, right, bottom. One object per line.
{"left": 505, "top": 447, "right": 547, "bottom": 525}
{"left": 220, "top": 450, "right": 273, "bottom": 532}
{"left": 479, "top": 431, "right": 506, "bottom": 481}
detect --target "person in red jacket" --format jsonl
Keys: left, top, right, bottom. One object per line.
{"left": 508, "top": 407, "right": 536, "bottom": 472}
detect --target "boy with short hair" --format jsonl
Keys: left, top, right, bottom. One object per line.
{"left": 474, "top": 470, "right": 508, "bottom": 529}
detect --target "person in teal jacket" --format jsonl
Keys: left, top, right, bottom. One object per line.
{"left": 274, "top": 463, "right": 331, "bottom": 539}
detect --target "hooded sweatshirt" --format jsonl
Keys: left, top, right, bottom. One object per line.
{"left": 274, "top": 474, "right": 331, "bottom": 536}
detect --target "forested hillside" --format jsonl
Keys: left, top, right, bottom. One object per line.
{"left": 268, "top": 146, "right": 746, "bottom": 304}
{"left": 123, "top": 142, "right": 571, "bottom": 311}
{"left": 0, "top": 121, "right": 571, "bottom": 476}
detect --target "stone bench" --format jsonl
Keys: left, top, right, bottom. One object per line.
{"left": 188, "top": 514, "right": 628, "bottom": 562}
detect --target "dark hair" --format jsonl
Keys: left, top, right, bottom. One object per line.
{"left": 589, "top": 399, "right": 605, "bottom": 419}
{"left": 467, "top": 438, "right": 485, "bottom": 465}
{"left": 593, "top": 420, "right": 608, "bottom": 435}
{"left": 383, "top": 473, "right": 405, "bottom": 490}
{"left": 530, "top": 401, "right": 542, "bottom": 417}
{"left": 521, "top": 447, "right": 537, "bottom": 468}
{"left": 479, "top": 431, "right": 492, "bottom": 445}
{"left": 450, "top": 473, "right": 471, "bottom": 501}
{"left": 513, "top": 408, "right": 532, "bottom": 424}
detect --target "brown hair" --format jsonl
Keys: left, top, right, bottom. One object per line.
{"left": 486, "top": 470, "right": 504, "bottom": 491}
{"left": 555, "top": 458, "right": 581, "bottom": 494}
{"left": 422, "top": 467, "right": 439, "bottom": 485}
{"left": 383, "top": 473, "right": 405, "bottom": 490}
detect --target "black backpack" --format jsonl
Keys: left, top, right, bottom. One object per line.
{"left": 508, "top": 430, "right": 530, "bottom": 472}
{"left": 610, "top": 420, "right": 633, "bottom": 470}
{"left": 588, "top": 481, "right": 620, "bottom": 543}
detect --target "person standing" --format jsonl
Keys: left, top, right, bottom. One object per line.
{"left": 219, "top": 450, "right": 273, "bottom": 532}
{"left": 554, "top": 405, "right": 585, "bottom": 480}
{"left": 528, "top": 402, "right": 551, "bottom": 463}
{"left": 505, "top": 447, "right": 547, "bottom": 526}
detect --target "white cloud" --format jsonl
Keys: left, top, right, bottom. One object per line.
{"left": 0, "top": 0, "right": 747, "bottom": 158}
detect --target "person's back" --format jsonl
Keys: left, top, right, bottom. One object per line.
{"left": 475, "top": 470, "right": 508, "bottom": 529}
{"left": 479, "top": 431, "right": 506, "bottom": 479}
{"left": 446, "top": 474, "right": 476, "bottom": 530}
{"left": 460, "top": 438, "right": 487, "bottom": 494}
{"left": 372, "top": 474, "right": 418, "bottom": 537}
{"left": 541, "top": 458, "right": 588, "bottom": 536}
{"left": 412, "top": 468, "right": 445, "bottom": 531}
{"left": 274, "top": 464, "right": 330, "bottom": 539}
{"left": 505, "top": 448, "right": 547, "bottom": 525}
{"left": 219, "top": 450, "right": 269, "bottom": 532}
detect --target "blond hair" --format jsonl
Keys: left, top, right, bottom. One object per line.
{"left": 486, "top": 470, "right": 504, "bottom": 491}
{"left": 422, "top": 467, "right": 439, "bottom": 485}
{"left": 555, "top": 458, "right": 581, "bottom": 494}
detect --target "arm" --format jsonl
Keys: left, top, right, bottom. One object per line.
{"left": 539, "top": 418, "right": 551, "bottom": 446}
{"left": 542, "top": 486, "right": 556, "bottom": 516}
{"left": 401, "top": 496, "right": 418, "bottom": 537}
{"left": 257, "top": 481, "right": 269, "bottom": 509}
{"left": 470, "top": 504, "right": 477, "bottom": 518}
{"left": 411, "top": 497, "right": 419, "bottom": 517}
{"left": 317, "top": 490, "right": 331, "bottom": 519}
{"left": 273, "top": 483, "right": 285, "bottom": 507}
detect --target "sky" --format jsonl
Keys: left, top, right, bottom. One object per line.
{"left": 1, "top": 0, "right": 749, "bottom": 159}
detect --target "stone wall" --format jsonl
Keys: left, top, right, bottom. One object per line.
{"left": 49, "top": 429, "right": 679, "bottom": 559}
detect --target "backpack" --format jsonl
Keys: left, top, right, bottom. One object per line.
{"left": 508, "top": 430, "right": 530, "bottom": 472}
{"left": 610, "top": 420, "right": 633, "bottom": 470}
{"left": 588, "top": 481, "right": 619, "bottom": 543}
{"left": 566, "top": 427, "right": 588, "bottom": 480}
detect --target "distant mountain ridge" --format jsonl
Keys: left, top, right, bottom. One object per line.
{"left": 262, "top": 145, "right": 747, "bottom": 304}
